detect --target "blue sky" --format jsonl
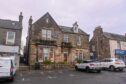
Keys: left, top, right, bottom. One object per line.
{"left": 0, "top": 0, "right": 126, "bottom": 45}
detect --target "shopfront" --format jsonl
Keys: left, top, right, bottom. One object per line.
{"left": 115, "top": 49, "right": 126, "bottom": 62}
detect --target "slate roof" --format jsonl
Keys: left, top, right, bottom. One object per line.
{"left": 59, "top": 25, "right": 89, "bottom": 35}
{"left": 33, "top": 12, "right": 89, "bottom": 36}
{"left": 0, "top": 19, "right": 22, "bottom": 29}
{"left": 103, "top": 32, "right": 125, "bottom": 41}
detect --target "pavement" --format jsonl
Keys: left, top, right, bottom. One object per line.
{"left": 1, "top": 69, "right": 126, "bottom": 84}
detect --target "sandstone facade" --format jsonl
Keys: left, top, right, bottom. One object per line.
{"left": 26, "top": 13, "right": 90, "bottom": 65}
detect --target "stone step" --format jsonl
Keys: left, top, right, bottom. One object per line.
{"left": 19, "top": 65, "right": 29, "bottom": 71}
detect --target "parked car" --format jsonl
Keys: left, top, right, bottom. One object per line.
{"left": 0, "top": 57, "right": 16, "bottom": 82}
{"left": 75, "top": 60, "right": 102, "bottom": 73}
{"left": 101, "top": 58, "right": 126, "bottom": 71}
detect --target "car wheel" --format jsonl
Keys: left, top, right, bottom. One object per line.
{"left": 102, "top": 67, "right": 107, "bottom": 70}
{"left": 75, "top": 66, "right": 79, "bottom": 71}
{"left": 97, "top": 70, "right": 101, "bottom": 73}
{"left": 109, "top": 66, "right": 115, "bottom": 71}
{"left": 86, "top": 67, "right": 90, "bottom": 73}
{"left": 8, "top": 77, "right": 14, "bottom": 82}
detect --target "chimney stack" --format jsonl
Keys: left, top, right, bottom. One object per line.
{"left": 93, "top": 26, "right": 103, "bottom": 36}
{"left": 73, "top": 21, "right": 79, "bottom": 33}
{"left": 29, "top": 16, "right": 33, "bottom": 27}
{"left": 19, "top": 12, "right": 23, "bottom": 25}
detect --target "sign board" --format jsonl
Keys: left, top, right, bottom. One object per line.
{"left": 0, "top": 45, "right": 19, "bottom": 53}
{"left": 115, "top": 49, "right": 126, "bottom": 56}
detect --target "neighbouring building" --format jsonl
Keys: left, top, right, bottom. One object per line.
{"left": 0, "top": 12, "right": 23, "bottom": 69}
{"left": 26, "top": 12, "right": 90, "bottom": 65}
{"left": 90, "top": 26, "right": 126, "bottom": 62}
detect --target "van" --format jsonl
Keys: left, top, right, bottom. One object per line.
{"left": 0, "top": 57, "right": 16, "bottom": 82}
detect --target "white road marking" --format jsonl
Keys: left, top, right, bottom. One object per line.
{"left": 22, "top": 78, "right": 25, "bottom": 81}
{"left": 48, "top": 76, "right": 57, "bottom": 79}
{"left": 69, "top": 74, "right": 75, "bottom": 77}
{"left": 48, "top": 76, "right": 53, "bottom": 79}
{"left": 40, "top": 72, "right": 44, "bottom": 75}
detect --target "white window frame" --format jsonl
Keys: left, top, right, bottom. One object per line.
{"left": 77, "top": 36, "right": 81, "bottom": 45}
{"left": 43, "top": 48, "right": 50, "bottom": 60}
{"left": 42, "top": 29, "right": 46, "bottom": 39}
{"left": 6, "top": 31, "right": 15, "bottom": 45}
{"left": 64, "top": 34, "right": 69, "bottom": 42}
{"left": 47, "top": 30, "right": 51, "bottom": 40}
{"left": 42, "top": 29, "right": 52, "bottom": 40}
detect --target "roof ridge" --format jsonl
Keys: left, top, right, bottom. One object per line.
{"left": 0, "top": 18, "right": 21, "bottom": 29}
{"left": 104, "top": 32, "right": 125, "bottom": 37}
{"left": 59, "top": 25, "right": 72, "bottom": 28}
{"left": 0, "top": 18, "right": 18, "bottom": 22}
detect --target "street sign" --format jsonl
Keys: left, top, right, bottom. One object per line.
{"left": 115, "top": 49, "right": 126, "bottom": 56}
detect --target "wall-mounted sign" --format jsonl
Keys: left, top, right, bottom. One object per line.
{"left": 115, "top": 49, "right": 126, "bottom": 56}
{"left": 0, "top": 45, "right": 19, "bottom": 53}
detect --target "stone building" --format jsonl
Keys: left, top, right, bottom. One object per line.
{"left": 90, "top": 26, "right": 126, "bottom": 62}
{"left": 0, "top": 12, "right": 23, "bottom": 68}
{"left": 26, "top": 12, "right": 90, "bottom": 65}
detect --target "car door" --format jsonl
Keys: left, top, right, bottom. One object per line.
{"left": 79, "top": 61, "right": 87, "bottom": 69}
{"left": 101, "top": 59, "right": 108, "bottom": 68}
{"left": 106, "top": 59, "right": 112, "bottom": 68}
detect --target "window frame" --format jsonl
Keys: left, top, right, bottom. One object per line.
{"left": 47, "top": 30, "right": 51, "bottom": 40}
{"left": 42, "top": 29, "right": 52, "bottom": 40}
{"left": 77, "top": 36, "right": 81, "bottom": 45}
{"left": 63, "top": 34, "right": 69, "bottom": 43}
{"left": 6, "top": 31, "right": 15, "bottom": 45}
{"left": 42, "top": 29, "right": 47, "bottom": 39}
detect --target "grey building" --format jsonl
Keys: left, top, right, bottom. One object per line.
{"left": 0, "top": 12, "right": 23, "bottom": 69}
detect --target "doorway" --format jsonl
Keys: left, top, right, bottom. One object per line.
{"left": 43, "top": 48, "right": 50, "bottom": 61}
{"left": 64, "top": 52, "right": 68, "bottom": 62}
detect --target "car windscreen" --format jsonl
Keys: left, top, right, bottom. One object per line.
{"left": 0, "top": 59, "right": 11, "bottom": 67}
{"left": 83, "top": 61, "right": 93, "bottom": 63}
{"left": 83, "top": 60, "right": 100, "bottom": 63}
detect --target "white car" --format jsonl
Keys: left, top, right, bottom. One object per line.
{"left": 0, "top": 57, "right": 16, "bottom": 82}
{"left": 101, "top": 58, "right": 126, "bottom": 71}
{"left": 75, "top": 60, "right": 102, "bottom": 73}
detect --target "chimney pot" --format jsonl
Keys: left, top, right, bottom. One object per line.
{"left": 29, "top": 16, "right": 33, "bottom": 25}
{"left": 19, "top": 12, "right": 23, "bottom": 24}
